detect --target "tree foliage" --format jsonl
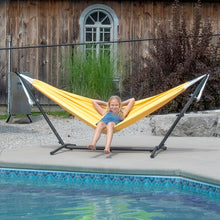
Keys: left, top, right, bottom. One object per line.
{"left": 125, "top": 0, "right": 220, "bottom": 113}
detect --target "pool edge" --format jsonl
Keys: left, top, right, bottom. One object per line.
{"left": 1, "top": 161, "right": 220, "bottom": 187}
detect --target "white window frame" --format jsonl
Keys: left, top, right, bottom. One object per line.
{"left": 79, "top": 4, "right": 119, "bottom": 77}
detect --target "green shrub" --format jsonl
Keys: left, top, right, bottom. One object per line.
{"left": 66, "top": 47, "right": 115, "bottom": 100}
{"left": 124, "top": 0, "right": 220, "bottom": 113}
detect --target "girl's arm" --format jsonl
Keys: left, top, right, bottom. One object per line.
{"left": 92, "top": 99, "right": 107, "bottom": 116}
{"left": 122, "top": 98, "right": 135, "bottom": 118}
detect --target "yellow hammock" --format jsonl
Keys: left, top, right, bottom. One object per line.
{"left": 20, "top": 74, "right": 207, "bottom": 133}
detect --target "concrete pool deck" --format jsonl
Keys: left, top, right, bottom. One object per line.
{"left": 0, "top": 134, "right": 220, "bottom": 186}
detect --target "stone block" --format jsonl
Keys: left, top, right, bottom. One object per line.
{"left": 150, "top": 113, "right": 219, "bottom": 137}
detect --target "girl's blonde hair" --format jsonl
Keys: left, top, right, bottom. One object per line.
{"left": 106, "top": 96, "right": 124, "bottom": 119}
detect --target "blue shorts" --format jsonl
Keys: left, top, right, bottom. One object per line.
{"left": 100, "top": 112, "right": 122, "bottom": 125}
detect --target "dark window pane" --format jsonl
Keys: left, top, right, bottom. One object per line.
{"left": 100, "top": 32, "right": 103, "bottom": 41}
{"left": 86, "top": 16, "right": 94, "bottom": 24}
{"left": 99, "top": 12, "right": 106, "bottom": 22}
{"left": 86, "top": 33, "right": 92, "bottom": 41}
{"left": 102, "top": 16, "right": 110, "bottom": 25}
{"left": 86, "top": 28, "right": 92, "bottom": 32}
{"left": 91, "top": 12, "right": 98, "bottom": 22}
{"left": 93, "top": 31, "right": 96, "bottom": 41}
{"left": 104, "top": 33, "right": 110, "bottom": 41}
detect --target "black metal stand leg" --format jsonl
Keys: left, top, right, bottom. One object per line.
{"left": 150, "top": 74, "right": 209, "bottom": 158}
{"left": 27, "top": 114, "right": 32, "bottom": 123}
{"left": 15, "top": 72, "right": 77, "bottom": 155}
{"left": 150, "top": 145, "right": 167, "bottom": 158}
{"left": 6, "top": 114, "right": 14, "bottom": 123}
{"left": 50, "top": 144, "right": 77, "bottom": 155}
{"left": 6, "top": 114, "right": 32, "bottom": 123}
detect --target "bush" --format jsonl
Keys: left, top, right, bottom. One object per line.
{"left": 66, "top": 48, "right": 115, "bottom": 100}
{"left": 125, "top": 0, "right": 220, "bottom": 113}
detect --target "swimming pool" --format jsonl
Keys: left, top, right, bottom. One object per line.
{"left": 0, "top": 168, "right": 220, "bottom": 219}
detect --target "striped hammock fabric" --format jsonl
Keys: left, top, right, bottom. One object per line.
{"left": 20, "top": 74, "right": 207, "bottom": 133}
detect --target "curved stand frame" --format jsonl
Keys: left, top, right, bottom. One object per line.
{"left": 16, "top": 72, "right": 209, "bottom": 158}
{"left": 150, "top": 74, "right": 209, "bottom": 158}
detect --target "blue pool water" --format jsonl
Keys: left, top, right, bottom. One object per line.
{"left": 0, "top": 168, "right": 220, "bottom": 219}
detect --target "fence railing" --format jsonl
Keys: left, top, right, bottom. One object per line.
{"left": 1, "top": 34, "right": 220, "bottom": 109}
{"left": 0, "top": 39, "right": 150, "bottom": 106}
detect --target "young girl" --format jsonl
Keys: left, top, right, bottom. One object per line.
{"left": 88, "top": 96, "right": 135, "bottom": 154}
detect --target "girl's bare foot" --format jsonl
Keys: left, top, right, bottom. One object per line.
{"left": 87, "top": 145, "right": 96, "bottom": 151}
{"left": 104, "top": 148, "right": 111, "bottom": 154}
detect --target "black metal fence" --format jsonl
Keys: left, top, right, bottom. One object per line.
{"left": 1, "top": 35, "right": 220, "bottom": 111}
{"left": 0, "top": 39, "right": 149, "bottom": 106}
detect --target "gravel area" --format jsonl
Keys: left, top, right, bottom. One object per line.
{"left": 1, "top": 110, "right": 218, "bottom": 151}
{"left": 0, "top": 115, "right": 152, "bottom": 151}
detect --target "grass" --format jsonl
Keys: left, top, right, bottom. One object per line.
{"left": 0, "top": 111, "right": 73, "bottom": 120}
{"left": 66, "top": 48, "right": 115, "bottom": 100}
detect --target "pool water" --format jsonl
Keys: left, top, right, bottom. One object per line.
{"left": 0, "top": 169, "right": 220, "bottom": 219}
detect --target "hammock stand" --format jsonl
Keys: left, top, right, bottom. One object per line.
{"left": 15, "top": 72, "right": 209, "bottom": 158}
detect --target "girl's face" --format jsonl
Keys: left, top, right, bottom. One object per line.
{"left": 109, "top": 99, "right": 120, "bottom": 113}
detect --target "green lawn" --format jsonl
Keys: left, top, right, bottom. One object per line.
{"left": 0, "top": 111, "right": 72, "bottom": 120}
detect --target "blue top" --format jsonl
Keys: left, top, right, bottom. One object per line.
{"left": 100, "top": 112, "right": 122, "bottom": 125}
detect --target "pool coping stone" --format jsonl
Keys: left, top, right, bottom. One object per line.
{"left": 0, "top": 135, "right": 220, "bottom": 186}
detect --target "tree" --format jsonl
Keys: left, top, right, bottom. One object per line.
{"left": 126, "top": 0, "right": 220, "bottom": 113}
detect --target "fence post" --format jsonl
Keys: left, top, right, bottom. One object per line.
{"left": 7, "top": 35, "right": 11, "bottom": 114}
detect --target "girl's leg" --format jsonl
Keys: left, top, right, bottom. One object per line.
{"left": 104, "top": 122, "right": 115, "bottom": 154}
{"left": 88, "top": 122, "right": 106, "bottom": 150}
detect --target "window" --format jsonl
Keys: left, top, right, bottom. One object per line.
{"left": 79, "top": 4, "right": 119, "bottom": 58}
